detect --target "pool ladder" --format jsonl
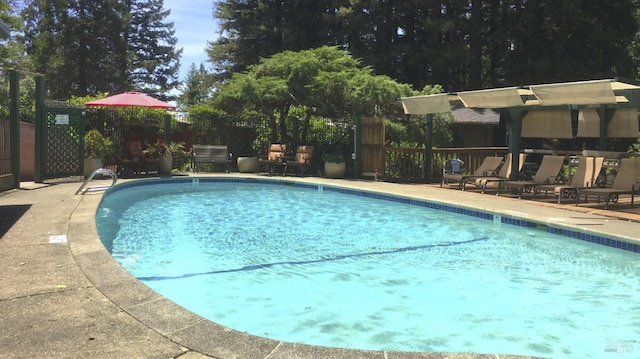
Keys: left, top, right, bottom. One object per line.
{"left": 75, "top": 168, "right": 118, "bottom": 195}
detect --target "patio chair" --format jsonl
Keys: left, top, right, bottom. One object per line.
{"left": 469, "top": 153, "right": 527, "bottom": 193}
{"left": 441, "top": 156, "right": 502, "bottom": 189}
{"left": 441, "top": 158, "right": 464, "bottom": 184}
{"left": 119, "top": 141, "right": 151, "bottom": 175}
{"left": 283, "top": 145, "right": 314, "bottom": 176}
{"left": 257, "top": 143, "right": 287, "bottom": 175}
{"left": 575, "top": 158, "right": 640, "bottom": 209}
{"left": 496, "top": 155, "right": 566, "bottom": 198}
{"left": 534, "top": 156, "right": 604, "bottom": 203}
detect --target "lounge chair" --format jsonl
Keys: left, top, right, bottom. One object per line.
{"left": 575, "top": 158, "right": 640, "bottom": 209}
{"left": 534, "top": 156, "right": 604, "bottom": 203}
{"left": 497, "top": 155, "right": 566, "bottom": 198}
{"left": 283, "top": 146, "right": 313, "bottom": 176}
{"left": 472, "top": 153, "right": 527, "bottom": 193}
{"left": 441, "top": 156, "right": 503, "bottom": 189}
{"left": 257, "top": 143, "right": 286, "bottom": 175}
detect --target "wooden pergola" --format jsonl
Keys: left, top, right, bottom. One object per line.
{"left": 400, "top": 78, "right": 640, "bottom": 181}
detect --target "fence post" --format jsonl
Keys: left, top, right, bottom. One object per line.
{"left": 9, "top": 70, "right": 19, "bottom": 188}
{"left": 34, "top": 75, "right": 45, "bottom": 183}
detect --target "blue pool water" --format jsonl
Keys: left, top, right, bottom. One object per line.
{"left": 97, "top": 179, "right": 640, "bottom": 358}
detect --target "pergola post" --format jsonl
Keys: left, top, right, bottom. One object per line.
{"left": 597, "top": 104, "right": 608, "bottom": 151}
{"left": 424, "top": 113, "right": 434, "bottom": 182}
{"left": 507, "top": 106, "right": 523, "bottom": 180}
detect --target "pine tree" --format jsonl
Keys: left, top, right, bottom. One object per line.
{"left": 207, "top": 0, "right": 340, "bottom": 81}
{"left": 178, "top": 63, "right": 216, "bottom": 108}
{"left": 127, "top": 0, "right": 182, "bottom": 100}
{"left": 21, "top": 0, "right": 129, "bottom": 98}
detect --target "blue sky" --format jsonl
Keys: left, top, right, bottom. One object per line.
{"left": 163, "top": 0, "right": 218, "bottom": 81}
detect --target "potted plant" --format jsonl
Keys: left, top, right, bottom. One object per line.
{"left": 322, "top": 152, "right": 346, "bottom": 178}
{"left": 167, "top": 142, "right": 189, "bottom": 172}
{"left": 237, "top": 138, "right": 260, "bottom": 173}
{"left": 83, "top": 129, "right": 118, "bottom": 177}
{"left": 144, "top": 139, "right": 179, "bottom": 174}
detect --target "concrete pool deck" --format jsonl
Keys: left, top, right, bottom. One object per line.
{"left": 1, "top": 173, "right": 638, "bottom": 359}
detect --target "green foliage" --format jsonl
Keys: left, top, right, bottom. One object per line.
{"left": 215, "top": 46, "right": 413, "bottom": 148}
{"left": 628, "top": 140, "right": 640, "bottom": 157}
{"left": 208, "top": 0, "right": 639, "bottom": 92}
{"left": 128, "top": 0, "right": 182, "bottom": 99}
{"left": 21, "top": 0, "right": 130, "bottom": 99}
{"left": 385, "top": 120, "right": 409, "bottom": 145}
{"left": 321, "top": 152, "right": 344, "bottom": 163}
{"left": 188, "top": 104, "right": 226, "bottom": 144}
{"left": 20, "top": 0, "right": 180, "bottom": 99}
{"left": 142, "top": 140, "right": 171, "bottom": 158}
{"left": 386, "top": 83, "right": 454, "bottom": 148}
{"left": 84, "top": 129, "right": 119, "bottom": 159}
{"left": 168, "top": 142, "right": 191, "bottom": 171}
{"left": 208, "top": 0, "right": 336, "bottom": 80}
{"left": 145, "top": 140, "right": 189, "bottom": 171}
{"left": 178, "top": 63, "right": 216, "bottom": 108}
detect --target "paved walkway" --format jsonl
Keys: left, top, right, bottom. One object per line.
{"left": 1, "top": 174, "right": 638, "bottom": 359}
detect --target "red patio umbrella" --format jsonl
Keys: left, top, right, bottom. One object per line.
{"left": 85, "top": 91, "right": 175, "bottom": 109}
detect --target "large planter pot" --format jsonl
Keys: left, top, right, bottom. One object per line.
{"left": 237, "top": 156, "right": 258, "bottom": 173}
{"left": 158, "top": 155, "right": 173, "bottom": 174}
{"left": 324, "top": 161, "right": 346, "bottom": 178}
{"left": 83, "top": 157, "right": 103, "bottom": 178}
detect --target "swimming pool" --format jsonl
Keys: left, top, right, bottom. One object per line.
{"left": 97, "top": 178, "right": 640, "bottom": 358}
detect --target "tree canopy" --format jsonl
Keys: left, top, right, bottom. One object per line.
{"left": 213, "top": 46, "right": 415, "bottom": 143}
{"left": 208, "top": 0, "right": 640, "bottom": 92}
{"left": 19, "top": 0, "right": 181, "bottom": 100}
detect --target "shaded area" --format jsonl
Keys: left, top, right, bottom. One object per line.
{"left": 139, "top": 236, "right": 489, "bottom": 281}
{"left": 0, "top": 205, "right": 31, "bottom": 238}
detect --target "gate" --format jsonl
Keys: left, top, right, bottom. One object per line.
{"left": 37, "top": 104, "right": 86, "bottom": 182}
{"left": 360, "top": 117, "right": 385, "bottom": 177}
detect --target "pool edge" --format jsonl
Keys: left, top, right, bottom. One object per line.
{"left": 76, "top": 174, "right": 640, "bottom": 359}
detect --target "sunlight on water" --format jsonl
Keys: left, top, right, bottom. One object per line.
{"left": 97, "top": 181, "right": 640, "bottom": 358}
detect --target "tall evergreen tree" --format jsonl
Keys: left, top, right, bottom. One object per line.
{"left": 21, "top": 0, "right": 182, "bottom": 100}
{"left": 21, "top": 0, "right": 130, "bottom": 99}
{"left": 209, "top": 0, "right": 639, "bottom": 92}
{"left": 178, "top": 62, "right": 216, "bottom": 108}
{"left": 207, "top": 0, "right": 341, "bottom": 81}
{"left": 0, "top": 0, "right": 35, "bottom": 121}
{"left": 0, "top": 0, "right": 27, "bottom": 70}
{"left": 503, "top": 0, "right": 637, "bottom": 85}
{"left": 127, "top": 0, "right": 182, "bottom": 99}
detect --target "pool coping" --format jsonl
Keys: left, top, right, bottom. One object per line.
{"left": 73, "top": 174, "right": 640, "bottom": 359}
